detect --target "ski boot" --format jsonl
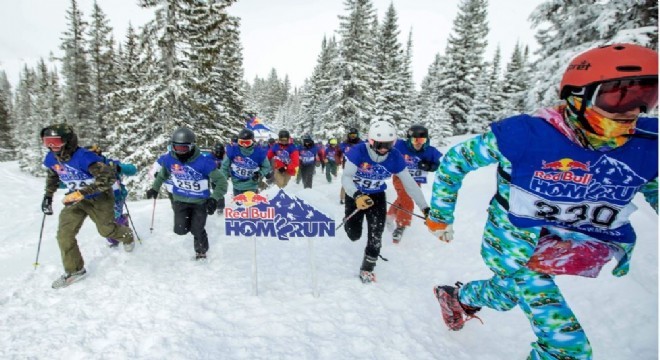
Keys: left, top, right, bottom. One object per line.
{"left": 433, "top": 282, "right": 482, "bottom": 330}
{"left": 392, "top": 226, "right": 405, "bottom": 244}
{"left": 195, "top": 252, "right": 207, "bottom": 261}
{"left": 359, "top": 255, "right": 378, "bottom": 284}
{"left": 52, "top": 268, "right": 87, "bottom": 289}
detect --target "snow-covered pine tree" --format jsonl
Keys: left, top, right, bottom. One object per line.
{"left": 426, "top": 101, "right": 453, "bottom": 147}
{"left": 500, "top": 42, "right": 528, "bottom": 118}
{"left": 0, "top": 71, "right": 13, "bottom": 161}
{"left": 526, "top": 0, "right": 657, "bottom": 109}
{"left": 87, "top": 1, "right": 117, "bottom": 147}
{"left": 415, "top": 53, "right": 445, "bottom": 126}
{"left": 334, "top": 0, "right": 378, "bottom": 135}
{"left": 214, "top": 15, "right": 246, "bottom": 134}
{"left": 374, "top": 3, "right": 410, "bottom": 133}
{"left": 15, "top": 66, "right": 47, "bottom": 175}
{"left": 436, "top": 0, "right": 489, "bottom": 135}
{"left": 486, "top": 45, "right": 504, "bottom": 121}
{"left": 399, "top": 29, "right": 416, "bottom": 132}
{"left": 465, "top": 65, "right": 492, "bottom": 134}
{"left": 60, "top": 0, "right": 94, "bottom": 144}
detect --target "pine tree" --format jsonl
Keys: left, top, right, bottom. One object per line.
{"left": 60, "top": 0, "right": 94, "bottom": 143}
{"left": 500, "top": 42, "right": 527, "bottom": 117}
{"left": 374, "top": 3, "right": 410, "bottom": 132}
{"left": 437, "top": 0, "right": 489, "bottom": 134}
{"left": 0, "top": 71, "right": 13, "bottom": 161}
{"left": 334, "top": 0, "right": 378, "bottom": 135}
{"left": 486, "top": 46, "right": 504, "bottom": 120}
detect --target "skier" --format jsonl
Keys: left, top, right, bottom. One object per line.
{"left": 323, "top": 138, "right": 341, "bottom": 183}
{"left": 267, "top": 129, "right": 299, "bottom": 189}
{"left": 86, "top": 145, "right": 138, "bottom": 248}
{"left": 341, "top": 121, "right": 429, "bottom": 283}
{"left": 386, "top": 124, "right": 442, "bottom": 244}
{"left": 426, "top": 43, "right": 658, "bottom": 360}
{"left": 338, "top": 127, "right": 363, "bottom": 204}
{"left": 40, "top": 124, "right": 135, "bottom": 289}
{"left": 220, "top": 128, "right": 272, "bottom": 196}
{"left": 146, "top": 127, "right": 227, "bottom": 260}
{"left": 209, "top": 142, "right": 226, "bottom": 213}
{"left": 297, "top": 134, "right": 322, "bottom": 189}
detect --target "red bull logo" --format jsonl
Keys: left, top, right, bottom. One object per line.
{"left": 171, "top": 163, "right": 185, "bottom": 174}
{"left": 541, "top": 158, "right": 590, "bottom": 172}
{"left": 52, "top": 164, "right": 66, "bottom": 174}
{"left": 230, "top": 191, "right": 269, "bottom": 207}
{"left": 226, "top": 191, "right": 274, "bottom": 219}
{"left": 359, "top": 162, "right": 373, "bottom": 173}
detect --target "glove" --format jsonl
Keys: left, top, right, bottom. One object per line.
{"left": 354, "top": 193, "right": 374, "bottom": 210}
{"left": 426, "top": 218, "right": 454, "bottom": 243}
{"left": 278, "top": 167, "right": 287, "bottom": 173}
{"left": 251, "top": 172, "right": 260, "bottom": 181}
{"left": 62, "top": 191, "right": 84, "bottom": 205}
{"left": 216, "top": 197, "right": 225, "bottom": 211}
{"left": 264, "top": 171, "right": 273, "bottom": 181}
{"left": 206, "top": 198, "right": 218, "bottom": 215}
{"left": 41, "top": 196, "right": 53, "bottom": 215}
{"left": 422, "top": 207, "right": 430, "bottom": 218}
{"left": 418, "top": 160, "right": 433, "bottom": 171}
{"left": 146, "top": 189, "right": 158, "bottom": 199}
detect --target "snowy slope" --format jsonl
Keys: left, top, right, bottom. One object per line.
{"left": 0, "top": 137, "right": 657, "bottom": 359}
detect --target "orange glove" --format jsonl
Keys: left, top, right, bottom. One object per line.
{"left": 355, "top": 194, "right": 374, "bottom": 210}
{"left": 63, "top": 191, "right": 84, "bottom": 205}
{"left": 426, "top": 218, "right": 454, "bottom": 243}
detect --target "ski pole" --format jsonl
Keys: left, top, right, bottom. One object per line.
{"left": 34, "top": 213, "right": 47, "bottom": 270}
{"left": 386, "top": 201, "right": 426, "bottom": 220}
{"left": 124, "top": 202, "right": 142, "bottom": 244}
{"left": 336, "top": 208, "right": 360, "bottom": 230}
{"left": 149, "top": 198, "right": 157, "bottom": 233}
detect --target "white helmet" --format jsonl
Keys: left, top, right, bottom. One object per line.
{"left": 368, "top": 121, "right": 397, "bottom": 152}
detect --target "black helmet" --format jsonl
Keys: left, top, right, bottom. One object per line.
{"left": 278, "top": 129, "right": 290, "bottom": 139}
{"left": 268, "top": 137, "right": 276, "bottom": 145}
{"left": 171, "top": 127, "right": 196, "bottom": 144}
{"left": 347, "top": 127, "right": 360, "bottom": 144}
{"left": 231, "top": 135, "right": 238, "bottom": 144}
{"left": 407, "top": 124, "right": 429, "bottom": 139}
{"left": 171, "top": 127, "right": 196, "bottom": 154}
{"left": 213, "top": 143, "right": 225, "bottom": 157}
{"left": 302, "top": 134, "right": 314, "bottom": 148}
{"left": 40, "top": 124, "right": 77, "bottom": 154}
{"left": 237, "top": 128, "right": 255, "bottom": 147}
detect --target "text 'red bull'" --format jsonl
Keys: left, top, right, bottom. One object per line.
{"left": 533, "top": 171, "right": 593, "bottom": 185}
{"left": 224, "top": 207, "right": 276, "bottom": 219}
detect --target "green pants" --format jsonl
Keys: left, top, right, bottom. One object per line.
{"left": 325, "top": 160, "right": 338, "bottom": 182}
{"left": 57, "top": 192, "right": 134, "bottom": 273}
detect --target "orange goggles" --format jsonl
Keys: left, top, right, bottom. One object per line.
{"left": 238, "top": 139, "right": 254, "bottom": 147}
{"left": 43, "top": 136, "right": 64, "bottom": 149}
{"left": 411, "top": 137, "right": 427, "bottom": 145}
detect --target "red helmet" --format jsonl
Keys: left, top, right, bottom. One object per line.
{"left": 559, "top": 43, "right": 658, "bottom": 99}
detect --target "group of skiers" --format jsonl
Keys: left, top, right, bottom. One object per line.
{"left": 39, "top": 43, "right": 658, "bottom": 360}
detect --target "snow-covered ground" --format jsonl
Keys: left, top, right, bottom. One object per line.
{"left": 0, "top": 137, "right": 657, "bottom": 359}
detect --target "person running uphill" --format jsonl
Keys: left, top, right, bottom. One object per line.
{"left": 426, "top": 43, "right": 658, "bottom": 360}
{"left": 147, "top": 127, "right": 227, "bottom": 260}
{"left": 41, "top": 124, "right": 135, "bottom": 289}
{"left": 342, "top": 121, "right": 429, "bottom": 284}
{"left": 221, "top": 128, "right": 272, "bottom": 196}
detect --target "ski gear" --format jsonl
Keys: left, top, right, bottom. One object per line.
{"left": 52, "top": 268, "right": 87, "bottom": 289}
{"left": 392, "top": 226, "right": 405, "bottom": 244}
{"left": 368, "top": 121, "right": 397, "bottom": 153}
{"left": 171, "top": 127, "right": 196, "bottom": 145}
{"left": 195, "top": 252, "right": 207, "bottom": 260}
{"left": 417, "top": 159, "right": 433, "bottom": 171}
{"left": 63, "top": 191, "right": 84, "bottom": 205}
{"left": 146, "top": 189, "right": 158, "bottom": 199}
{"left": 360, "top": 270, "right": 376, "bottom": 284}
{"left": 34, "top": 214, "right": 47, "bottom": 269}
{"left": 360, "top": 255, "right": 378, "bottom": 272}
{"left": 591, "top": 77, "right": 658, "bottom": 114}
{"left": 213, "top": 143, "right": 225, "bottom": 158}
{"left": 355, "top": 193, "right": 374, "bottom": 210}
{"left": 206, "top": 198, "right": 218, "bottom": 215}
{"left": 426, "top": 219, "right": 453, "bottom": 243}
{"left": 434, "top": 282, "right": 482, "bottom": 331}
{"left": 41, "top": 196, "right": 53, "bottom": 215}
{"left": 329, "top": 138, "right": 338, "bottom": 145}
{"left": 149, "top": 198, "right": 156, "bottom": 233}
{"left": 560, "top": 43, "right": 658, "bottom": 100}
{"left": 42, "top": 136, "right": 65, "bottom": 152}
{"left": 123, "top": 240, "right": 135, "bottom": 252}
{"left": 336, "top": 208, "right": 360, "bottom": 230}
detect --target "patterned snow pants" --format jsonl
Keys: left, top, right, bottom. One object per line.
{"left": 459, "top": 270, "right": 592, "bottom": 359}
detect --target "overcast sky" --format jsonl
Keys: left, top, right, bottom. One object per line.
{"left": 0, "top": 0, "right": 544, "bottom": 89}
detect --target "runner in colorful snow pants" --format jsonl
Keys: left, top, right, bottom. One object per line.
{"left": 425, "top": 43, "right": 658, "bottom": 359}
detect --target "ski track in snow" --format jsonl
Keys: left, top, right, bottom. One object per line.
{"left": 0, "top": 140, "right": 657, "bottom": 360}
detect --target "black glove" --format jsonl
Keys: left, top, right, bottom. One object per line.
{"left": 422, "top": 207, "right": 430, "bottom": 219}
{"left": 41, "top": 196, "right": 53, "bottom": 215}
{"left": 264, "top": 171, "right": 273, "bottom": 180}
{"left": 418, "top": 160, "right": 433, "bottom": 171}
{"left": 216, "top": 197, "right": 225, "bottom": 211}
{"left": 206, "top": 198, "right": 218, "bottom": 215}
{"left": 146, "top": 189, "right": 158, "bottom": 199}
{"left": 251, "top": 172, "right": 260, "bottom": 181}
{"left": 278, "top": 167, "right": 286, "bottom": 173}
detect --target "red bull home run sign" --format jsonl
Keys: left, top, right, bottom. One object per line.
{"left": 224, "top": 190, "right": 335, "bottom": 240}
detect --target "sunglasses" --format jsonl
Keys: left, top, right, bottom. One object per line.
{"left": 172, "top": 143, "right": 194, "bottom": 154}
{"left": 591, "top": 78, "right": 658, "bottom": 114}
{"left": 238, "top": 139, "right": 254, "bottom": 147}
{"left": 43, "top": 136, "right": 64, "bottom": 150}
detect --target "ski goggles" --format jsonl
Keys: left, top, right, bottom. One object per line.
{"left": 370, "top": 140, "right": 394, "bottom": 152}
{"left": 172, "top": 143, "right": 194, "bottom": 154}
{"left": 591, "top": 77, "right": 658, "bottom": 114}
{"left": 278, "top": 137, "right": 290, "bottom": 144}
{"left": 348, "top": 133, "right": 358, "bottom": 139}
{"left": 43, "top": 136, "right": 64, "bottom": 150}
{"left": 238, "top": 139, "right": 254, "bottom": 147}
{"left": 410, "top": 137, "right": 427, "bottom": 145}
